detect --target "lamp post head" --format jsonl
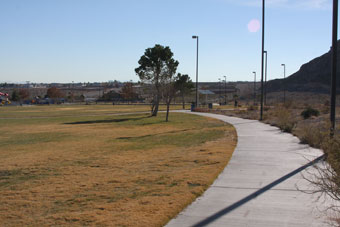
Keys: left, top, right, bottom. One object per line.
{"left": 253, "top": 71, "right": 256, "bottom": 74}
{"left": 281, "top": 64, "right": 285, "bottom": 67}
{"left": 264, "top": 50, "right": 267, "bottom": 54}
{"left": 192, "top": 35, "right": 198, "bottom": 39}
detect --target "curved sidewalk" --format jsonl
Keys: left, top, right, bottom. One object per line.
{"left": 167, "top": 112, "right": 331, "bottom": 227}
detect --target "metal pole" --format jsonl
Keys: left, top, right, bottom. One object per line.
{"left": 281, "top": 64, "right": 286, "bottom": 103}
{"left": 219, "top": 78, "right": 221, "bottom": 104}
{"left": 264, "top": 51, "right": 268, "bottom": 105}
{"left": 253, "top": 71, "right": 256, "bottom": 105}
{"left": 196, "top": 37, "right": 199, "bottom": 107}
{"left": 224, "top": 75, "right": 227, "bottom": 105}
{"left": 72, "top": 81, "right": 74, "bottom": 103}
{"left": 260, "top": 0, "right": 265, "bottom": 121}
{"left": 331, "top": 0, "right": 338, "bottom": 136}
{"left": 284, "top": 65, "right": 286, "bottom": 103}
{"left": 192, "top": 36, "right": 199, "bottom": 108}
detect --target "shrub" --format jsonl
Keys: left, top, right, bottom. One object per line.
{"left": 299, "top": 122, "right": 340, "bottom": 224}
{"left": 324, "top": 100, "right": 330, "bottom": 106}
{"left": 322, "top": 101, "right": 330, "bottom": 114}
{"left": 263, "top": 106, "right": 270, "bottom": 111}
{"left": 313, "top": 136, "right": 340, "bottom": 213}
{"left": 275, "top": 107, "right": 296, "bottom": 133}
{"left": 236, "top": 110, "right": 247, "bottom": 115}
{"left": 283, "top": 100, "right": 293, "bottom": 109}
{"left": 247, "top": 105, "right": 257, "bottom": 111}
{"left": 194, "top": 108, "right": 210, "bottom": 113}
{"left": 301, "top": 107, "right": 320, "bottom": 119}
{"left": 321, "top": 105, "right": 330, "bottom": 114}
{"left": 298, "top": 122, "right": 328, "bottom": 148}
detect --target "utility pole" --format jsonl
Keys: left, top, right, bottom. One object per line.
{"left": 281, "top": 64, "right": 286, "bottom": 103}
{"left": 253, "top": 71, "right": 256, "bottom": 105}
{"left": 224, "top": 75, "right": 227, "bottom": 105}
{"left": 330, "top": 0, "right": 338, "bottom": 136}
{"left": 260, "top": 0, "right": 265, "bottom": 121}
{"left": 192, "top": 36, "right": 199, "bottom": 108}
{"left": 218, "top": 78, "right": 221, "bottom": 104}
{"left": 264, "top": 51, "right": 268, "bottom": 105}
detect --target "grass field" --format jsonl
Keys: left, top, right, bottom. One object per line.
{"left": 0, "top": 105, "right": 237, "bottom": 226}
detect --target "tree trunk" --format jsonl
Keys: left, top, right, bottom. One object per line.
{"left": 165, "top": 95, "right": 173, "bottom": 122}
{"left": 152, "top": 104, "right": 159, "bottom": 116}
{"left": 166, "top": 100, "right": 170, "bottom": 122}
{"left": 151, "top": 102, "right": 155, "bottom": 114}
{"left": 182, "top": 93, "right": 185, "bottom": 109}
{"left": 152, "top": 95, "right": 159, "bottom": 116}
{"left": 152, "top": 81, "right": 161, "bottom": 117}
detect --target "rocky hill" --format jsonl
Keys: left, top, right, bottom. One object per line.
{"left": 266, "top": 40, "right": 340, "bottom": 94}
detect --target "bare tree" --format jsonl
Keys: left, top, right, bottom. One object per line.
{"left": 120, "top": 82, "right": 138, "bottom": 103}
{"left": 47, "top": 87, "right": 64, "bottom": 99}
{"left": 19, "top": 88, "right": 30, "bottom": 100}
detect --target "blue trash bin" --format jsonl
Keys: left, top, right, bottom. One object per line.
{"left": 191, "top": 104, "right": 196, "bottom": 112}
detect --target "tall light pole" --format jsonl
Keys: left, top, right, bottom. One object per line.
{"left": 224, "top": 75, "right": 227, "bottom": 105}
{"left": 264, "top": 51, "right": 268, "bottom": 106}
{"left": 330, "top": 0, "right": 338, "bottom": 136}
{"left": 72, "top": 81, "right": 74, "bottom": 103}
{"left": 253, "top": 71, "right": 256, "bottom": 105}
{"left": 218, "top": 78, "right": 221, "bottom": 104}
{"left": 192, "top": 35, "right": 199, "bottom": 107}
{"left": 260, "top": 0, "right": 265, "bottom": 121}
{"left": 281, "top": 64, "right": 286, "bottom": 103}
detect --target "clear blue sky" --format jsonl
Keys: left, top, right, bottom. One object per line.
{"left": 0, "top": 0, "right": 336, "bottom": 83}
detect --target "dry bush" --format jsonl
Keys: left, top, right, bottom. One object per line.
{"left": 283, "top": 100, "right": 294, "bottom": 109}
{"left": 263, "top": 106, "right": 270, "bottom": 111}
{"left": 193, "top": 107, "right": 211, "bottom": 113}
{"left": 322, "top": 104, "right": 331, "bottom": 114}
{"left": 298, "top": 122, "right": 328, "bottom": 148}
{"left": 247, "top": 105, "right": 258, "bottom": 111}
{"left": 322, "top": 135, "right": 340, "bottom": 190}
{"left": 300, "top": 124, "right": 340, "bottom": 226}
{"left": 274, "top": 107, "right": 297, "bottom": 133}
{"left": 234, "top": 110, "right": 247, "bottom": 116}
{"left": 305, "top": 137, "right": 340, "bottom": 224}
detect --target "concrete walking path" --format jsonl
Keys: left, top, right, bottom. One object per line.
{"left": 166, "top": 111, "right": 332, "bottom": 227}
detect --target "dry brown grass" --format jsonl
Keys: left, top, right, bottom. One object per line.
{"left": 0, "top": 105, "right": 236, "bottom": 226}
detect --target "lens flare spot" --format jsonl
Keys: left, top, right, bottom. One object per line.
{"left": 248, "top": 19, "right": 261, "bottom": 33}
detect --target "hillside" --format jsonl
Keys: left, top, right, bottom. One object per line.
{"left": 267, "top": 40, "right": 340, "bottom": 94}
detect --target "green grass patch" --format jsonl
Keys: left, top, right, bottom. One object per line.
{"left": 0, "top": 132, "right": 70, "bottom": 147}
{"left": 0, "top": 168, "right": 57, "bottom": 188}
{"left": 117, "top": 129, "right": 225, "bottom": 150}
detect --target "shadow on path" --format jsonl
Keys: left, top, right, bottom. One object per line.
{"left": 191, "top": 154, "right": 325, "bottom": 227}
